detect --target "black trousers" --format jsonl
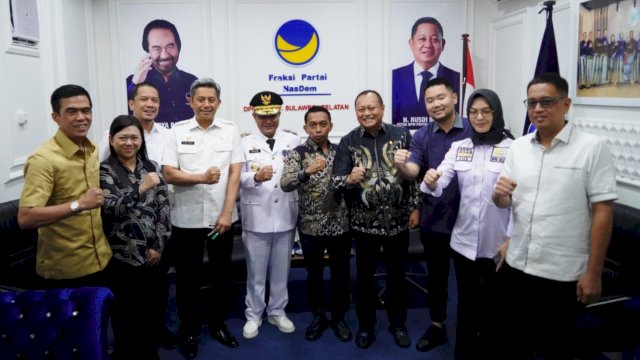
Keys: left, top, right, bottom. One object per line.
{"left": 354, "top": 230, "right": 409, "bottom": 330}
{"left": 299, "top": 232, "right": 352, "bottom": 321}
{"left": 492, "top": 262, "right": 583, "bottom": 360}
{"left": 421, "top": 231, "right": 452, "bottom": 324}
{"left": 172, "top": 226, "right": 234, "bottom": 336}
{"left": 110, "top": 259, "right": 165, "bottom": 360}
{"left": 452, "top": 251, "right": 499, "bottom": 359}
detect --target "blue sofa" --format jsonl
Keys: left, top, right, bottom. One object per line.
{"left": 0, "top": 287, "right": 113, "bottom": 360}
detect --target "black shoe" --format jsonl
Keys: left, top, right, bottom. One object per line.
{"left": 416, "top": 324, "right": 447, "bottom": 352}
{"left": 305, "top": 315, "right": 327, "bottom": 341}
{"left": 390, "top": 327, "right": 411, "bottom": 348}
{"left": 209, "top": 327, "right": 239, "bottom": 348}
{"left": 331, "top": 320, "right": 353, "bottom": 342}
{"left": 159, "top": 327, "right": 179, "bottom": 349}
{"left": 179, "top": 335, "right": 198, "bottom": 360}
{"left": 355, "top": 329, "right": 375, "bottom": 349}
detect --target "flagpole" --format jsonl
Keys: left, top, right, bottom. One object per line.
{"left": 461, "top": 34, "right": 470, "bottom": 115}
{"left": 523, "top": 0, "right": 559, "bottom": 135}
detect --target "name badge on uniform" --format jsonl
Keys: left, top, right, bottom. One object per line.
{"left": 456, "top": 147, "right": 474, "bottom": 162}
{"left": 249, "top": 148, "right": 261, "bottom": 154}
{"left": 490, "top": 147, "right": 508, "bottom": 163}
{"left": 181, "top": 141, "right": 195, "bottom": 145}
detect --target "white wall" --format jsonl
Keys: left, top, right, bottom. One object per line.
{"left": 1, "top": 0, "right": 638, "bottom": 209}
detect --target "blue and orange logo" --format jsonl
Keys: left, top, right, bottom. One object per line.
{"left": 274, "top": 20, "right": 319, "bottom": 66}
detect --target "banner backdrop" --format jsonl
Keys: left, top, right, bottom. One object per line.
{"left": 233, "top": 2, "right": 360, "bottom": 136}
{"left": 390, "top": 1, "right": 467, "bottom": 130}
{"left": 117, "top": 3, "right": 204, "bottom": 128}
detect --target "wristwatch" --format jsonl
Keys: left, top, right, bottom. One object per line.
{"left": 70, "top": 200, "right": 80, "bottom": 213}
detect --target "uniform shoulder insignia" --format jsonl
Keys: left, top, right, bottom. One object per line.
{"left": 241, "top": 131, "right": 252, "bottom": 138}
{"left": 282, "top": 128, "right": 298, "bottom": 136}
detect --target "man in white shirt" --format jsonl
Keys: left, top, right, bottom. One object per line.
{"left": 492, "top": 73, "right": 617, "bottom": 359}
{"left": 163, "top": 78, "right": 244, "bottom": 359}
{"left": 99, "top": 82, "right": 171, "bottom": 164}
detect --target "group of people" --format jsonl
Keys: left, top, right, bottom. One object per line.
{"left": 18, "top": 70, "right": 617, "bottom": 360}
{"left": 578, "top": 29, "right": 638, "bottom": 88}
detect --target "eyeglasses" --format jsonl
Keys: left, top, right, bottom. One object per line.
{"left": 523, "top": 97, "right": 564, "bottom": 109}
{"left": 467, "top": 108, "right": 494, "bottom": 118}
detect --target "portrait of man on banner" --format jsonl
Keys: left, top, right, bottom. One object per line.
{"left": 392, "top": 16, "right": 461, "bottom": 130}
{"left": 125, "top": 19, "right": 198, "bottom": 128}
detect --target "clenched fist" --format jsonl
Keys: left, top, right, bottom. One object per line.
{"left": 140, "top": 172, "right": 161, "bottom": 193}
{"left": 305, "top": 157, "right": 327, "bottom": 175}
{"left": 394, "top": 149, "right": 412, "bottom": 167}
{"left": 423, "top": 169, "right": 442, "bottom": 190}
{"left": 202, "top": 167, "right": 221, "bottom": 184}
{"left": 255, "top": 165, "right": 274, "bottom": 182}
{"left": 79, "top": 187, "right": 104, "bottom": 210}
{"left": 346, "top": 166, "right": 366, "bottom": 185}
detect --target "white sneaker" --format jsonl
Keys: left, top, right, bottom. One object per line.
{"left": 268, "top": 315, "right": 295, "bottom": 333}
{"left": 243, "top": 319, "right": 262, "bottom": 339}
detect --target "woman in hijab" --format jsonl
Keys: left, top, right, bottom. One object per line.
{"left": 421, "top": 89, "right": 514, "bottom": 359}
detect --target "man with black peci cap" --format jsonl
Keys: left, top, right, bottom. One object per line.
{"left": 239, "top": 91, "right": 300, "bottom": 339}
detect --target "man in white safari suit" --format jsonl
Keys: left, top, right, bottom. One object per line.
{"left": 239, "top": 91, "right": 300, "bottom": 339}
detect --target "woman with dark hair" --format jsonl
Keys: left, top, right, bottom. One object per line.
{"left": 100, "top": 115, "right": 171, "bottom": 359}
{"left": 421, "top": 89, "right": 514, "bottom": 359}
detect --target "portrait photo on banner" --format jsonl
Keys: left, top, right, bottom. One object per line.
{"left": 390, "top": 1, "right": 467, "bottom": 130}
{"left": 574, "top": 1, "right": 640, "bottom": 107}
{"left": 117, "top": 3, "right": 204, "bottom": 128}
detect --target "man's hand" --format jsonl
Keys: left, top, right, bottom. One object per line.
{"left": 346, "top": 167, "right": 366, "bottom": 185}
{"left": 576, "top": 272, "right": 602, "bottom": 305}
{"left": 408, "top": 209, "right": 420, "bottom": 228}
{"left": 201, "top": 167, "right": 221, "bottom": 184}
{"left": 423, "top": 169, "right": 442, "bottom": 190}
{"left": 78, "top": 187, "right": 104, "bottom": 210}
{"left": 255, "top": 165, "right": 274, "bottom": 182}
{"left": 305, "top": 157, "right": 327, "bottom": 175}
{"left": 214, "top": 212, "right": 232, "bottom": 235}
{"left": 139, "top": 172, "right": 161, "bottom": 193}
{"left": 145, "top": 249, "right": 161, "bottom": 266}
{"left": 492, "top": 176, "right": 517, "bottom": 208}
{"left": 394, "top": 149, "right": 411, "bottom": 167}
{"left": 131, "top": 54, "right": 153, "bottom": 84}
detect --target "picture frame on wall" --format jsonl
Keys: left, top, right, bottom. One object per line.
{"left": 389, "top": 0, "right": 468, "bottom": 130}
{"left": 572, "top": 0, "right": 640, "bottom": 107}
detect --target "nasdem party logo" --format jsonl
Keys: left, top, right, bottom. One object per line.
{"left": 275, "top": 20, "right": 319, "bottom": 66}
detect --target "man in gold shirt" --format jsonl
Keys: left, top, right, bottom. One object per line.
{"left": 18, "top": 84, "right": 112, "bottom": 287}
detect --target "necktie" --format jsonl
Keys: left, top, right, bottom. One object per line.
{"left": 266, "top": 138, "right": 275, "bottom": 150}
{"left": 418, "top": 70, "right": 433, "bottom": 106}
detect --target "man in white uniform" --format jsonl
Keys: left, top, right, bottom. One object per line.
{"left": 239, "top": 91, "right": 300, "bottom": 339}
{"left": 163, "top": 78, "right": 244, "bottom": 359}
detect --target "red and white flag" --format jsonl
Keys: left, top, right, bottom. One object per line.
{"left": 460, "top": 34, "right": 475, "bottom": 118}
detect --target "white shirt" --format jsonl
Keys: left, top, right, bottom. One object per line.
{"left": 163, "top": 117, "right": 245, "bottom": 228}
{"left": 98, "top": 122, "right": 171, "bottom": 164}
{"left": 421, "top": 137, "right": 513, "bottom": 260}
{"left": 413, "top": 61, "right": 441, "bottom": 101}
{"left": 500, "top": 122, "right": 618, "bottom": 281}
{"left": 239, "top": 129, "right": 300, "bottom": 233}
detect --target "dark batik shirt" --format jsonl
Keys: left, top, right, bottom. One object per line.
{"left": 332, "top": 123, "right": 421, "bottom": 236}
{"left": 280, "top": 138, "right": 349, "bottom": 236}
{"left": 100, "top": 156, "right": 171, "bottom": 266}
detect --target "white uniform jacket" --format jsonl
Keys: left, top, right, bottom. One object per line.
{"left": 240, "top": 129, "right": 300, "bottom": 233}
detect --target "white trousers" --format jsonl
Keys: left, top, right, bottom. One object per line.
{"left": 242, "top": 229, "right": 295, "bottom": 321}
